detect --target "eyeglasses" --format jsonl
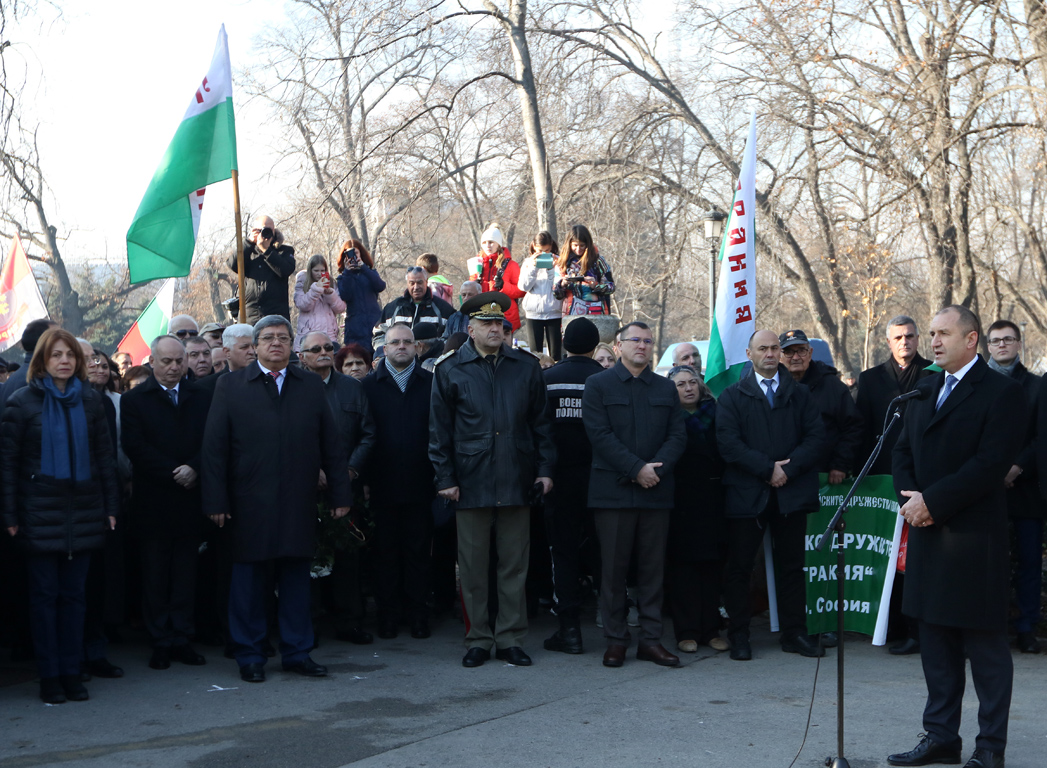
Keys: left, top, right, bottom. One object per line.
{"left": 252, "top": 226, "right": 274, "bottom": 241}
{"left": 258, "top": 334, "right": 291, "bottom": 344}
{"left": 781, "top": 346, "right": 810, "bottom": 357}
{"left": 174, "top": 329, "right": 199, "bottom": 338}
{"left": 987, "top": 336, "right": 1018, "bottom": 346}
{"left": 621, "top": 337, "right": 654, "bottom": 346}
{"left": 302, "top": 343, "right": 335, "bottom": 354}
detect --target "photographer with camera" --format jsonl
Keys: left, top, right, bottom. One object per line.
{"left": 228, "top": 215, "right": 296, "bottom": 324}
{"left": 519, "top": 231, "right": 563, "bottom": 360}
{"left": 336, "top": 239, "right": 386, "bottom": 353}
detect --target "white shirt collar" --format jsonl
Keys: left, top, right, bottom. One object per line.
{"left": 945, "top": 355, "right": 978, "bottom": 382}
{"left": 754, "top": 369, "right": 780, "bottom": 388}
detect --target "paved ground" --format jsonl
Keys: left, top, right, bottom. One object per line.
{"left": 1, "top": 610, "right": 1045, "bottom": 768}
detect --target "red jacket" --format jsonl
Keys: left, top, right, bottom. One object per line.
{"left": 478, "top": 249, "right": 524, "bottom": 331}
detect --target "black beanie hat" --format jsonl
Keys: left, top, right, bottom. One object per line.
{"left": 563, "top": 318, "right": 600, "bottom": 355}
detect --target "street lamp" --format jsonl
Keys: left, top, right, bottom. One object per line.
{"left": 703, "top": 208, "right": 727, "bottom": 331}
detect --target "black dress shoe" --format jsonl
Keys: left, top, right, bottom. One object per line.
{"left": 963, "top": 748, "right": 1004, "bottom": 768}
{"left": 171, "top": 644, "right": 207, "bottom": 666}
{"left": 890, "top": 638, "right": 921, "bottom": 656}
{"left": 1016, "top": 632, "right": 1041, "bottom": 654}
{"left": 819, "top": 631, "right": 839, "bottom": 648}
{"left": 283, "top": 656, "right": 327, "bottom": 677}
{"left": 887, "top": 734, "right": 962, "bottom": 766}
{"left": 495, "top": 646, "right": 532, "bottom": 666}
{"left": 335, "top": 627, "right": 374, "bottom": 645}
{"left": 149, "top": 647, "right": 172, "bottom": 670}
{"left": 240, "top": 663, "right": 266, "bottom": 683}
{"left": 730, "top": 638, "right": 752, "bottom": 661}
{"left": 544, "top": 627, "right": 584, "bottom": 654}
{"left": 781, "top": 633, "right": 826, "bottom": 657}
{"left": 85, "top": 658, "right": 124, "bottom": 678}
{"left": 462, "top": 647, "right": 490, "bottom": 667}
{"left": 377, "top": 621, "right": 398, "bottom": 640}
{"left": 410, "top": 621, "right": 431, "bottom": 639}
{"left": 39, "top": 677, "right": 66, "bottom": 704}
{"left": 60, "top": 675, "right": 89, "bottom": 702}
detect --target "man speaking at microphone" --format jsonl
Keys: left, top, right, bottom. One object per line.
{"left": 888, "top": 305, "right": 1025, "bottom": 768}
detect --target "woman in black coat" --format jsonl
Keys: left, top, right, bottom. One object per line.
{"left": 1, "top": 329, "right": 120, "bottom": 704}
{"left": 666, "top": 365, "right": 728, "bottom": 654}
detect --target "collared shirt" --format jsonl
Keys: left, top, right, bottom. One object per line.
{"left": 257, "top": 362, "right": 288, "bottom": 394}
{"left": 163, "top": 381, "right": 180, "bottom": 404}
{"left": 385, "top": 357, "right": 416, "bottom": 392}
{"left": 946, "top": 355, "right": 978, "bottom": 385}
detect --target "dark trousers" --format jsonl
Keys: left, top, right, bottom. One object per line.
{"left": 919, "top": 621, "right": 1012, "bottom": 753}
{"left": 1012, "top": 517, "right": 1044, "bottom": 633}
{"left": 142, "top": 538, "right": 199, "bottom": 648}
{"left": 372, "top": 504, "right": 432, "bottom": 622}
{"left": 26, "top": 552, "right": 92, "bottom": 678}
{"left": 0, "top": 535, "right": 31, "bottom": 653}
{"left": 526, "top": 318, "right": 562, "bottom": 360}
{"left": 330, "top": 548, "right": 365, "bottom": 632}
{"left": 667, "top": 558, "right": 723, "bottom": 644}
{"left": 724, "top": 502, "right": 807, "bottom": 640}
{"left": 195, "top": 525, "right": 233, "bottom": 643}
{"left": 83, "top": 549, "right": 109, "bottom": 663}
{"left": 545, "top": 481, "right": 589, "bottom": 619}
{"left": 430, "top": 500, "right": 458, "bottom": 612}
{"left": 229, "top": 558, "right": 313, "bottom": 666}
{"left": 594, "top": 508, "right": 670, "bottom": 647}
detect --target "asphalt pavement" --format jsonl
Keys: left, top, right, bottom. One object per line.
{"left": 1, "top": 609, "right": 1045, "bottom": 768}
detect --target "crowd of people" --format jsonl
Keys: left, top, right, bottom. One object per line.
{"left": 0, "top": 214, "right": 1041, "bottom": 768}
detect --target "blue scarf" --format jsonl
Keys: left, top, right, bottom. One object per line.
{"left": 40, "top": 375, "right": 91, "bottom": 482}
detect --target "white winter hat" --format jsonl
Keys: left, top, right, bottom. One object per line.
{"left": 480, "top": 225, "right": 504, "bottom": 248}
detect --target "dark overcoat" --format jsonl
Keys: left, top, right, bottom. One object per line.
{"left": 581, "top": 361, "right": 687, "bottom": 510}
{"left": 800, "top": 360, "right": 864, "bottom": 475}
{"left": 429, "top": 340, "right": 556, "bottom": 509}
{"left": 855, "top": 354, "right": 934, "bottom": 475}
{"left": 320, "top": 369, "right": 376, "bottom": 475}
{"left": 716, "top": 365, "right": 824, "bottom": 518}
{"left": 1001, "top": 361, "right": 1043, "bottom": 519}
{"left": 120, "top": 377, "right": 212, "bottom": 541}
{"left": 201, "top": 362, "right": 350, "bottom": 563}
{"left": 892, "top": 357, "right": 1025, "bottom": 630}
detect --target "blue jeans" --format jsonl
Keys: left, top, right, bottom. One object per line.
{"left": 26, "top": 552, "right": 92, "bottom": 678}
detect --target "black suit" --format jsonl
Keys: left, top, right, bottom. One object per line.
{"left": 856, "top": 354, "right": 934, "bottom": 475}
{"left": 121, "top": 378, "right": 212, "bottom": 648}
{"left": 892, "top": 356, "right": 1025, "bottom": 754}
{"left": 202, "top": 362, "right": 350, "bottom": 668}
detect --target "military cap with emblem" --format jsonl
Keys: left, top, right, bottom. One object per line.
{"left": 461, "top": 291, "right": 511, "bottom": 320}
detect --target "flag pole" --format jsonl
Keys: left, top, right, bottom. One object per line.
{"left": 232, "top": 169, "right": 246, "bottom": 323}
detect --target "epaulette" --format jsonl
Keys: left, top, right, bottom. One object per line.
{"left": 434, "top": 348, "right": 458, "bottom": 366}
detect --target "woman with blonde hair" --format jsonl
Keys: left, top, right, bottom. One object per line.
{"left": 294, "top": 254, "right": 347, "bottom": 352}
{"left": 593, "top": 342, "right": 616, "bottom": 370}
{"left": 2, "top": 328, "right": 119, "bottom": 703}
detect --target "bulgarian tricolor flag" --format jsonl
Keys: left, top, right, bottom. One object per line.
{"left": 126, "top": 25, "right": 237, "bottom": 284}
{"left": 0, "top": 234, "right": 49, "bottom": 354}
{"left": 115, "top": 280, "right": 176, "bottom": 365}
{"left": 706, "top": 112, "right": 757, "bottom": 397}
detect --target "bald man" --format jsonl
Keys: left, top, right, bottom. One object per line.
{"left": 227, "top": 214, "right": 296, "bottom": 324}
{"left": 715, "top": 330, "right": 825, "bottom": 661}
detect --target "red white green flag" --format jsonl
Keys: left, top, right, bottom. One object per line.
{"left": 126, "top": 25, "right": 237, "bottom": 284}
{"left": 0, "top": 234, "right": 50, "bottom": 354}
{"left": 116, "top": 279, "right": 175, "bottom": 364}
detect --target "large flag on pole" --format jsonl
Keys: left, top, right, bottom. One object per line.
{"left": 705, "top": 112, "right": 757, "bottom": 396}
{"left": 115, "top": 279, "right": 176, "bottom": 365}
{"left": 126, "top": 25, "right": 237, "bottom": 284}
{"left": 0, "top": 234, "right": 50, "bottom": 354}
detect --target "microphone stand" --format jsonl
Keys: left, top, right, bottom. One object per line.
{"left": 817, "top": 400, "right": 905, "bottom": 768}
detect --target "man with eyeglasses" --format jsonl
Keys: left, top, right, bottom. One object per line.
{"left": 202, "top": 316, "right": 351, "bottom": 682}
{"left": 985, "top": 321, "right": 1043, "bottom": 655}
{"left": 717, "top": 329, "right": 826, "bottom": 661}
{"left": 299, "top": 330, "right": 376, "bottom": 645}
{"left": 372, "top": 265, "right": 455, "bottom": 348}
{"left": 583, "top": 321, "right": 687, "bottom": 668}
{"left": 855, "top": 314, "right": 935, "bottom": 655}
{"left": 169, "top": 315, "right": 199, "bottom": 340}
{"left": 226, "top": 215, "right": 296, "bottom": 324}
{"left": 360, "top": 323, "right": 436, "bottom": 640}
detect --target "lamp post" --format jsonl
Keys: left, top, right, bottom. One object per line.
{"left": 703, "top": 208, "right": 727, "bottom": 332}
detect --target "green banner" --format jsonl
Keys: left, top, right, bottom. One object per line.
{"left": 804, "top": 474, "right": 902, "bottom": 637}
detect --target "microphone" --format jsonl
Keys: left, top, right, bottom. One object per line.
{"left": 891, "top": 388, "right": 930, "bottom": 404}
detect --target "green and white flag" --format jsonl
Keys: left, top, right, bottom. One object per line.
{"left": 705, "top": 112, "right": 756, "bottom": 396}
{"left": 126, "top": 25, "right": 237, "bottom": 284}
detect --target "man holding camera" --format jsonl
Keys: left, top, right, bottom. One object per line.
{"left": 228, "top": 215, "right": 296, "bottom": 324}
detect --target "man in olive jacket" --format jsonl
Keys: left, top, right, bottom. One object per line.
{"left": 582, "top": 321, "right": 687, "bottom": 669}
{"left": 716, "top": 330, "right": 825, "bottom": 661}
{"left": 429, "top": 293, "right": 555, "bottom": 669}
